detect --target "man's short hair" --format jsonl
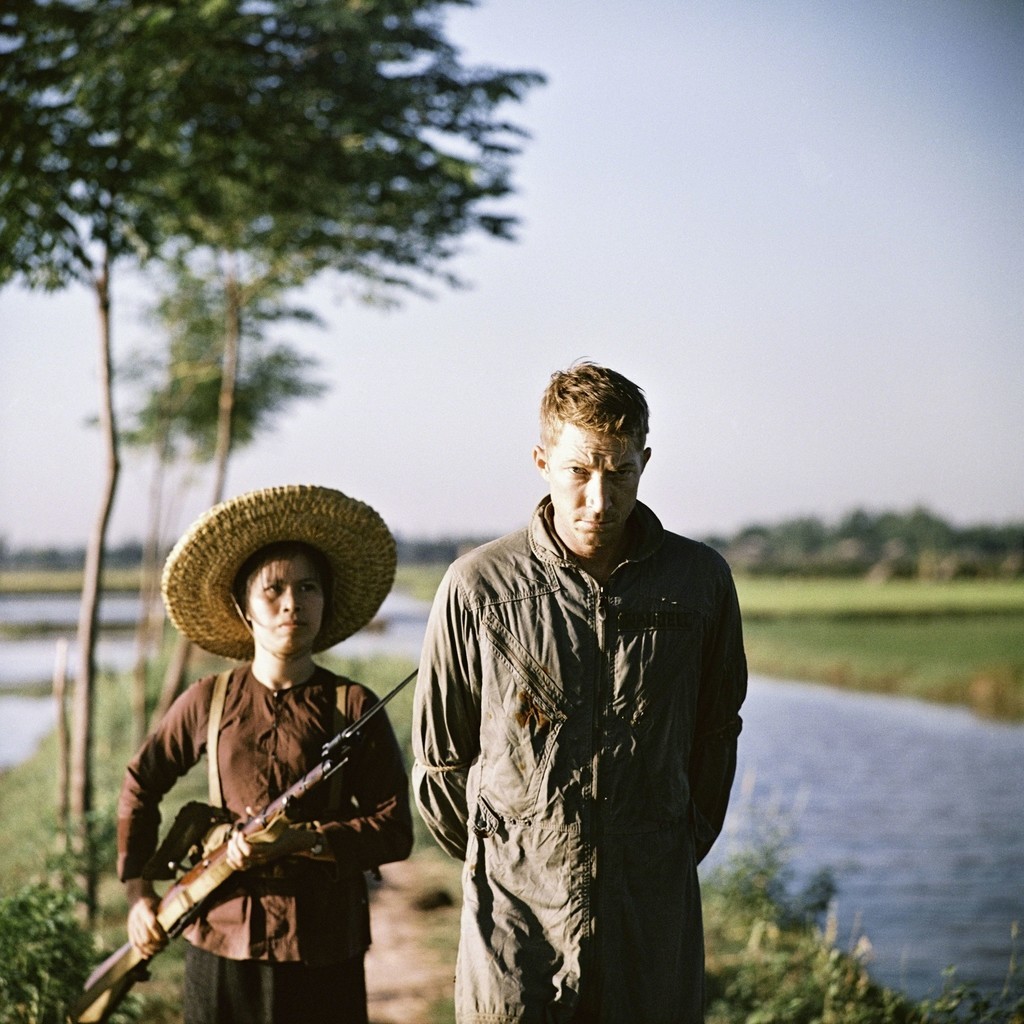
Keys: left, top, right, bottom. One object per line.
{"left": 540, "top": 361, "right": 650, "bottom": 449}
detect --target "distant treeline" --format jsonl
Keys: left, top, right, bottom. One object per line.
{"left": 2, "top": 508, "right": 1022, "bottom": 579}
{"left": 0, "top": 535, "right": 492, "bottom": 573}
{"left": 703, "top": 506, "right": 1024, "bottom": 579}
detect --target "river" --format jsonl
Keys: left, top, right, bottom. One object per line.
{"left": 1, "top": 592, "right": 1021, "bottom": 1001}
{"left": 710, "top": 676, "right": 1023, "bottom": 999}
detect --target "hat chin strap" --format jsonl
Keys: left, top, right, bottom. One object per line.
{"left": 232, "top": 595, "right": 255, "bottom": 640}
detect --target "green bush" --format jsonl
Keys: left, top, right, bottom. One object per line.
{"left": 703, "top": 843, "right": 1024, "bottom": 1024}
{"left": 0, "top": 880, "right": 143, "bottom": 1024}
{"left": 0, "top": 882, "right": 96, "bottom": 1024}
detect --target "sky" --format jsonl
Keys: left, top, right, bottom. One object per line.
{"left": 1, "top": 0, "right": 1022, "bottom": 549}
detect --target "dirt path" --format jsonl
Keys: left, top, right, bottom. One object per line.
{"left": 365, "top": 858, "right": 459, "bottom": 1024}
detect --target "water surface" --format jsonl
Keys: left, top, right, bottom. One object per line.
{"left": 711, "top": 677, "right": 1024, "bottom": 998}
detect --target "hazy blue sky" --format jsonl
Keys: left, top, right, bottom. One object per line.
{"left": 2, "top": 0, "right": 1022, "bottom": 548}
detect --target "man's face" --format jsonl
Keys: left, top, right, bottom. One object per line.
{"left": 533, "top": 421, "right": 651, "bottom": 567}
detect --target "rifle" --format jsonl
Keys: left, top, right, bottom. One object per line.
{"left": 71, "top": 669, "right": 417, "bottom": 1024}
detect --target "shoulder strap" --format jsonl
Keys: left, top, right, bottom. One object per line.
{"left": 334, "top": 682, "right": 351, "bottom": 729}
{"left": 328, "top": 681, "right": 351, "bottom": 812}
{"left": 207, "top": 670, "right": 233, "bottom": 808}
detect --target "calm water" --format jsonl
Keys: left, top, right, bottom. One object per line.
{"left": 708, "top": 677, "right": 1024, "bottom": 999}
{"left": 0, "top": 591, "right": 428, "bottom": 688}
{"left": 2, "top": 593, "right": 1022, "bottom": 1000}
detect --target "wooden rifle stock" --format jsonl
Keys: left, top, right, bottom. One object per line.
{"left": 70, "top": 668, "right": 416, "bottom": 1024}
{"left": 71, "top": 941, "right": 146, "bottom": 1024}
{"left": 71, "top": 842, "right": 236, "bottom": 1022}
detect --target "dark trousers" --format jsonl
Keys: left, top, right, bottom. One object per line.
{"left": 183, "top": 944, "right": 368, "bottom": 1024}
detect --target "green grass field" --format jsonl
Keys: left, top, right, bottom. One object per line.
{"left": 733, "top": 576, "right": 1024, "bottom": 719}
{"left": 0, "top": 567, "right": 142, "bottom": 593}
{"left": 734, "top": 575, "right": 1024, "bottom": 618}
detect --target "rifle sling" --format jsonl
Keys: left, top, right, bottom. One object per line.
{"left": 206, "top": 670, "right": 232, "bottom": 809}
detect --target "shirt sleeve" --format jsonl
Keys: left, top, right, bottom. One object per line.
{"left": 688, "top": 565, "right": 748, "bottom": 863}
{"left": 117, "top": 677, "right": 211, "bottom": 881}
{"left": 412, "top": 564, "right": 483, "bottom": 860}
{"left": 320, "top": 684, "right": 414, "bottom": 871}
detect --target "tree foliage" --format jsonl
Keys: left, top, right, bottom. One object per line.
{"left": 120, "top": 256, "right": 327, "bottom": 462}
{"left": 0, "top": 1, "right": 166, "bottom": 287}
{"left": 146, "top": 0, "right": 544, "bottom": 288}
{"left": 1, "top": 0, "right": 542, "bottom": 288}
{"left": 0, "top": 882, "right": 138, "bottom": 1024}
{"left": 707, "top": 507, "right": 1024, "bottom": 579}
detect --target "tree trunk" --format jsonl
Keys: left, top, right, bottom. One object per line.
{"left": 154, "top": 630, "right": 193, "bottom": 724}
{"left": 53, "top": 637, "right": 69, "bottom": 855}
{"left": 155, "top": 253, "right": 242, "bottom": 717}
{"left": 70, "top": 258, "right": 120, "bottom": 920}
{"left": 211, "top": 253, "right": 241, "bottom": 505}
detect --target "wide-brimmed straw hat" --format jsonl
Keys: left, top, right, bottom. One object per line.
{"left": 161, "top": 484, "right": 396, "bottom": 660}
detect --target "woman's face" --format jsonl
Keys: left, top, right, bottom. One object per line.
{"left": 244, "top": 551, "right": 326, "bottom": 660}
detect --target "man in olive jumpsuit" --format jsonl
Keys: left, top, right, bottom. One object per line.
{"left": 413, "top": 361, "right": 747, "bottom": 1023}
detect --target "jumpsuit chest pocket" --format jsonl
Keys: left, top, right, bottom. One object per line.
{"left": 613, "top": 602, "right": 703, "bottom": 727}
{"left": 479, "top": 614, "right": 572, "bottom": 817}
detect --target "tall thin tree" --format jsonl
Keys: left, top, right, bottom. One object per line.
{"left": 120, "top": 255, "right": 327, "bottom": 733}
{"left": 1, "top": 0, "right": 542, "bottom": 910}
{"left": 0, "top": 4, "right": 176, "bottom": 913}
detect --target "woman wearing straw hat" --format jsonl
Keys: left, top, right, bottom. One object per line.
{"left": 116, "top": 485, "right": 413, "bottom": 1024}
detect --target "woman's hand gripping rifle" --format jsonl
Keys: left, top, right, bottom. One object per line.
{"left": 70, "top": 669, "right": 416, "bottom": 1024}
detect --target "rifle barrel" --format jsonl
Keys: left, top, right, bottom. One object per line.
{"left": 322, "top": 668, "right": 417, "bottom": 759}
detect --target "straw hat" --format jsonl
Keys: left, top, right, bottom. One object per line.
{"left": 161, "top": 484, "right": 396, "bottom": 660}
